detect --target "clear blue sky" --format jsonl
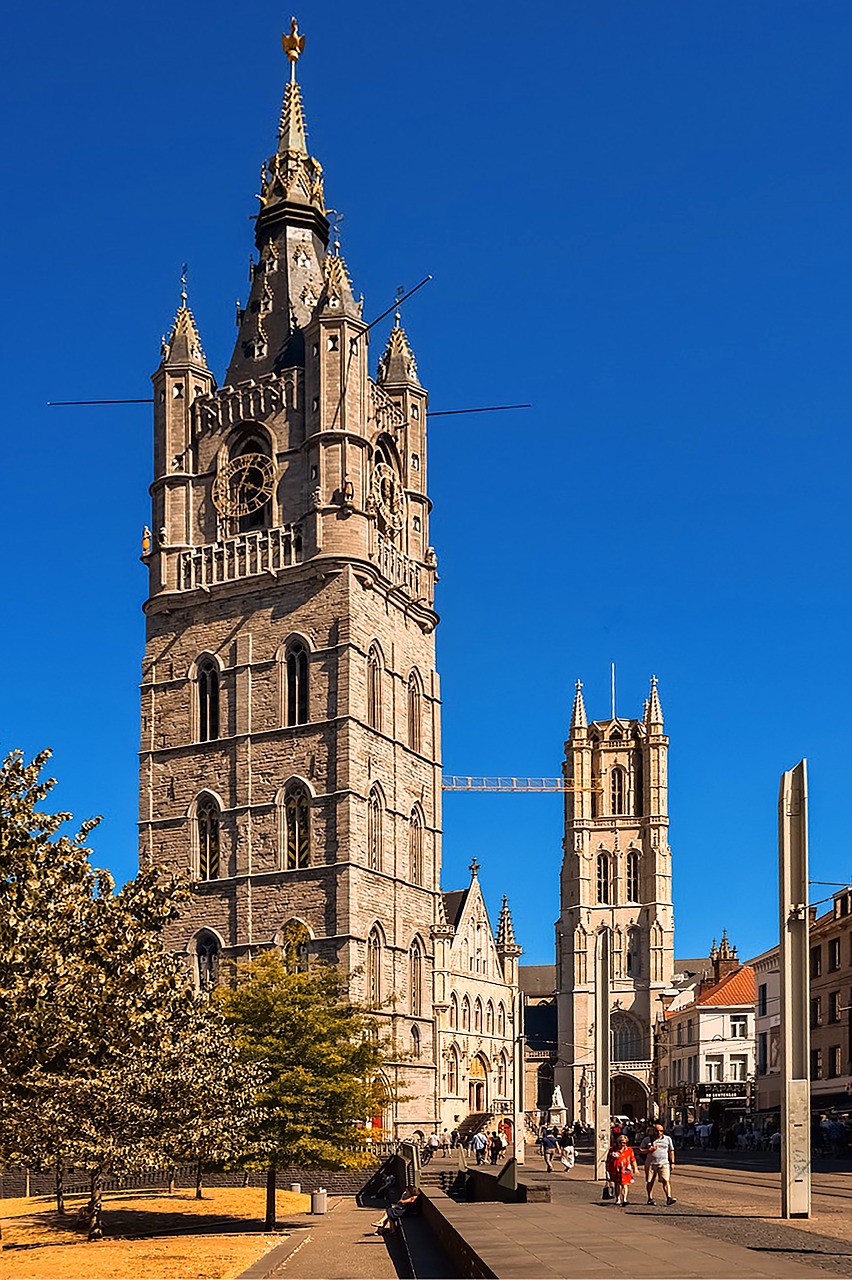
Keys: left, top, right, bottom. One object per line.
{"left": 2, "top": 1, "right": 851, "bottom": 965}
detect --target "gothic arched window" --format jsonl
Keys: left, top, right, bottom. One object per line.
{"left": 496, "top": 1052, "right": 507, "bottom": 1096}
{"left": 596, "top": 853, "right": 611, "bottom": 905}
{"left": 449, "top": 993, "right": 458, "bottom": 1029}
{"left": 497, "top": 1003, "right": 506, "bottom": 1037}
{"left": 286, "top": 640, "right": 309, "bottom": 726}
{"left": 474, "top": 998, "right": 483, "bottom": 1033}
{"left": 446, "top": 1047, "right": 459, "bottom": 1095}
{"left": 409, "top": 939, "right": 423, "bottom": 1016}
{"left": 367, "top": 927, "right": 383, "bottom": 1005}
{"left": 278, "top": 919, "right": 311, "bottom": 973}
{"left": 626, "top": 926, "right": 642, "bottom": 978}
{"left": 626, "top": 849, "right": 640, "bottom": 903}
{"left": 367, "top": 645, "right": 383, "bottom": 731}
{"left": 284, "top": 785, "right": 310, "bottom": 869}
{"left": 611, "top": 767, "right": 625, "bottom": 815}
{"left": 367, "top": 787, "right": 383, "bottom": 871}
{"left": 194, "top": 929, "right": 220, "bottom": 990}
{"left": 461, "top": 996, "right": 470, "bottom": 1031}
{"left": 197, "top": 660, "right": 220, "bottom": 742}
{"left": 486, "top": 1001, "right": 494, "bottom": 1035}
{"left": 407, "top": 671, "right": 423, "bottom": 753}
{"left": 410, "top": 1025, "right": 421, "bottom": 1060}
{"left": 611, "top": 1012, "right": 643, "bottom": 1062}
{"left": 409, "top": 807, "right": 424, "bottom": 886}
{"left": 197, "top": 797, "right": 221, "bottom": 880}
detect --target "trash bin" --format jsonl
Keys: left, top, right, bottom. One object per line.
{"left": 290, "top": 1182, "right": 301, "bottom": 1195}
{"left": 310, "top": 1188, "right": 327, "bottom": 1215}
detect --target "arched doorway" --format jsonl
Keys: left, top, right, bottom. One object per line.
{"left": 469, "top": 1054, "right": 488, "bottom": 1113}
{"left": 611, "top": 1073, "right": 649, "bottom": 1120}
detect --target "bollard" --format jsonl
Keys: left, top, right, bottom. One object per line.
{"left": 310, "top": 1187, "right": 327, "bottom": 1214}
{"left": 290, "top": 1182, "right": 301, "bottom": 1194}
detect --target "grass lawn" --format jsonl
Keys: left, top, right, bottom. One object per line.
{"left": 0, "top": 1186, "right": 311, "bottom": 1280}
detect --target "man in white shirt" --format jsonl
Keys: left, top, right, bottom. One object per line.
{"left": 640, "top": 1123, "right": 676, "bottom": 1206}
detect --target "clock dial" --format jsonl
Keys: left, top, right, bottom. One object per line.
{"left": 370, "top": 462, "right": 405, "bottom": 532}
{"left": 212, "top": 453, "right": 276, "bottom": 518}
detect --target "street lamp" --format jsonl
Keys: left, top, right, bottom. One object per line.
{"left": 652, "top": 988, "right": 680, "bottom": 1122}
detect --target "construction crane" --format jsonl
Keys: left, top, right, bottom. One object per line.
{"left": 442, "top": 776, "right": 602, "bottom": 793}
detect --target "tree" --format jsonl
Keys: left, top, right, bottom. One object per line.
{"left": 220, "top": 953, "right": 387, "bottom": 1228}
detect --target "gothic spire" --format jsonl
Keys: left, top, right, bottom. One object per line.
{"left": 377, "top": 313, "right": 421, "bottom": 387}
{"left": 160, "top": 278, "right": 208, "bottom": 370}
{"left": 319, "top": 241, "right": 362, "bottom": 319}
{"left": 496, "top": 896, "right": 517, "bottom": 948}
{"left": 645, "top": 675, "right": 664, "bottom": 728}
{"left": 570, "top": 679, "right": 587, "bottom": 730}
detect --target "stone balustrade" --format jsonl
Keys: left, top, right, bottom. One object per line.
{"left": 371, "top": 533, "right": 434, "bottom": 605}
{"left": 177, "top": 525, "right": 302, "bottom": 591}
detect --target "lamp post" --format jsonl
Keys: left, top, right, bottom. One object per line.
{"left": 652, "top": 988, "right": 679, "bottom": 1123}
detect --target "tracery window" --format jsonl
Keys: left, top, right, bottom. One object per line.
{"left": 194, "top": 929, "right": 220, "bottom": 990}
{"left": 626, "top": 850, "right": 640, "bottom": 903}
{"left": 610, "top": 767, "right": 625, "bottom": 815}
{"left": 284, "top": 785, "right": 310, "bottom": 869}
{"left": 286, "top": 640, "right": 309, "bottom": 726}
{"left": 496, "top": 1052, "right": 507, "bottom": 1096}
{"left": 367, "top": 645, "right": 383, "bottom": 731}
{"left": 461, "top": 996, "right": 470, "bottom": 1031}
{"left": 486, "top": 1001, "right": 494, "bottom": 1035}
{"left": 197, "top": 796, "right": 221, "bottom": 880}
{"left": 449, "top": 993, "right": 458, "bottom": 1029}
{"left": 368, "top": 927, "right": 383, "bottom": 1005}
{"left": 611, "top": 1012, "right": 642, "bottom": 1062}
{"left": 278, "top": 919, "right": 310, "bottom": 973}
{"left": 197, "top": 660, "right": 220, "bottom": 742}
{"left": 474, "top": 998, "right": 483, "bottom": 1033}
{"left": 409, "top": 939, "right": 423, "bottom": 1017}
{"left": 367, "top": 787, "right": 383, "bottom": 871}
{"left": 410, "top": 807, "right": 424, "bottom": 886}
{"left": 446, "top": 1047, "right": 459, "bottom": 1095}
{"left": 596, "top": 853, "right": 611, "bottom": 905}
{"left": 626, "top": 926, "right": 642, "bottom": 978}
{"left": 407, "top": 671, "right": 423, "bottom": 753}
{"left": 497, "top": 1004, "right": 506, "bottom": 1037}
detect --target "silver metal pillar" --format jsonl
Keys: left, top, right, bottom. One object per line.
{"left": 513, "top": 985, "right": 526, "bottom": 1166}
{"left": 593, "top": 926, "right": 611, "bottom": 1180}
{"left": 779, "top": 759, "right": 811, "bottom": 1219}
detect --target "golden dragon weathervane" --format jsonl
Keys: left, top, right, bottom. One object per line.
{"left": 282, "top": 17, "right": 305, "bottom": 81}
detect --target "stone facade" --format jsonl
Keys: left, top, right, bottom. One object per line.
{"left": 555, "top": 680, "right": 675, "bottom": 1122}
{"left": 138, "top": 27, "right": 517, "bottom": 1138}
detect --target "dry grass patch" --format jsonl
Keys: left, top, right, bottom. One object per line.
{"left": 0, "top": 1186, "right": 310, "bottom": 1280}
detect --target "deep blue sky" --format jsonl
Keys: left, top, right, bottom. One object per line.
{"left": 2, "top": 1, "right": 851, "bottom": 965}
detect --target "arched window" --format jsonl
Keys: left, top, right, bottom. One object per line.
{"left": 596, "top": 853, "right": 611, "bottom": 904}
{"left": 284, "top": 785, "right": 310, "bottom": 869}
{"left": 611, "top": 767, "right": 625, "bottom": 815}
{"left": 197, "top": 659, "right": 220, "bottom": 742}
{"left": 486, "top": 1001, "right": 494, "bottom": 1035}
{"left": 461, "top": 937, "right": 470, "bottom": 971}
{"left": 277, "top": 919, "right": 311, "bottom": 973}
{"left": 496, "top": 1052, "right": 507, "bottom": 1096}
{"left": 197, "top": 796, "right": 220, "bottom": 880}
{"left": 474, "top": 998, "right": 483, "bottom": 1033}
{"left": 461, "top": 996, "right": 470, "bottom": 1031}
{"left": 194, "top": 929, "right": 220, "bottom": 990}
{"left": 409, "top": 807, "right": 424, "bottom": 886}
{"left": 626, "top": 926, "right": 642, "bottom": 978}
{"left": 286, "top": 641, "right": 309, "bottom": 726}
{"left": 449, "top": 993, "right": 458, "bottom": 1029}
{"left": 409, "top": 939, "right": 423, "bottom": 1017}
{"left": 407, "top": 671, "right": 423, "bottom": 753}
{"left": 611, "top": 1012, "right": 643, "bottom": 1061}
{"left": 367, "top": 645, "right": 383, "bottom": 731}
{"left": 367, "top": 927, "right": 383, "bottom": 1005}
{"left": 446, "top": 1047, "right": 459, "bottom": 1095}
{"left": 626, "top": 849, "right": 640, "bottom": 903}
{"left": 497, "top": 1003, "right": 506, "bottom": 1037}
{"left": 367, "top": 787, "right": 383, "bottom": 871}
{"left": 410, "top": 1025, "right": 421, "bottom": 1060}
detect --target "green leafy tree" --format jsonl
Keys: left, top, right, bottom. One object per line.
{"left": 221, "top": 953, "right": 387, "bottom": 1228}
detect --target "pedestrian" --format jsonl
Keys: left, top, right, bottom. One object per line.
{"left": 641, "top": 1123, "right": 676, "bottom": 1206}
{"left": 559, "top": 1129, "right": 575, "bottom": 1171}
{"left": 539, "top": 1128, "right": 560, "bottom": 1172}
{"left": 470, "top": 1130, "right": 488, "bottom": 1165}
{"left": 606, "top": 1133, "right": 638, "bottom": 1207}
{"left": 450, "top": 1126, "right": 460, "bottom": 1149}
{"left": 440, "top": 1129, "right": 451, "bottom": 1157}
{"left": 489, "top": 1131, "right": 502, "bottom": 1165}
{"left": 373, "top": 1185, "right": 421, "bottom": 1234}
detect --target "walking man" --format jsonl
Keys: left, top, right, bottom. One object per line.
{"left": 470, "top": 1130, "right": 488, "bottom": 1165}
{"left": 641, "top": 1123, "right": 676, "bottom": 1206}
{"left": 539, "top": 1128, "right": 560, "bottom": 1173}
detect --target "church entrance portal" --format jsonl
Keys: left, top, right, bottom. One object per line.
{"left": 611, "top": 1074, "right": 648, "bottom": 1120}
{"left": 469, "top": 1054, "right": 488, "bottom": 1113}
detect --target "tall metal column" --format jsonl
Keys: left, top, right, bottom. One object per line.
{"left": 593, "top": 927, "right": 611, "bottom": 1180}
{"left": 513, "top": 987, "right": 526, "bottom": 1166}
{"left": 779, "top": 759, "right": 811, "bottom": 1219}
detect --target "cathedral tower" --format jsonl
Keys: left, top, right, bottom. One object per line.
{"left": 555, "top": 679, "right": 674, "bottom": 1121}
{"left": 139, "top": 24, "right": 441, "bottom": 1132}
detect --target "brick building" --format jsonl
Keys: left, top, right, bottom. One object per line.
{"left": 137, "top": 24, "right": 519, "bottom": 1139}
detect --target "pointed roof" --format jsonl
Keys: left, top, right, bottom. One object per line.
{"left": 645, "top": 675, "right": 664, "bottom": 727}
{"left": 160, "top": 297, "right": 208, "bottom": 370}
{"left": 278, "top": 77, "right": 308, "bottom": 155}
{"left": 318, "top": 245, "right": 362, "bottom": 319}
{"left": 377, "top": 314, "right": 420, "bottom": 386}
{"left": 696, "top": 965, "right": 756, "bottom": 1008}
{"left": 256, "top": 21, "right": 326, "bottom": 234}
{"left": 570, "top": 679, "right": 587, "bottom": 730}
{"left": 496, "top": 896, "right": 517, "bottom": 948}
{"left": 442, "top": 889, "right": 468, "bottom": 930}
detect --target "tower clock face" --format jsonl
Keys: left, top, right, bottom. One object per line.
{"left": 370, "top": 462, "right": 405, "bottom": 532}
{"left": 212, "top": 453, "right": 276, "bottom": 518}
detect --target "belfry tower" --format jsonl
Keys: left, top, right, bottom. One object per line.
{"left": 555, "top": 679, "right": 675, "bottom": 1121}
{"left": 138, "top": 24, "right": 443, "bottom": 1131}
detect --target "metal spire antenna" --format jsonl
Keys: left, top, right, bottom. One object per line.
{"left": 611, "top": 662, "right": 616, "bottom": 720}
{"left": 180, "top": 263, "right": 188, "bottom": 306}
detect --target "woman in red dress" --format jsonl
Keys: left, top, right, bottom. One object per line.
{"left": 605, "top": 1134, "right": 638, "bottom": 1207}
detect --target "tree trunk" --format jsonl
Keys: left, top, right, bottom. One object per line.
{"left": 265, "top": 1162, "right": 277, "bottom": 1230}
{"left": 195, "top": 1159, "right": 203, "bottom": 1200}
{"left": 87, "top": 1171, "right": 104, "bottom": 1241}
{"left": 24, "top": 1167, "right": 31, "bottom": 1198}
{"left": 55, "top": 1162, "right": 65, "bottom": 1215}
{"left": 168, "top": 1165, "right": 176, "bottom": 1195}
{"left": 242, "top": 1169, "right": 250, "bottom": 1188}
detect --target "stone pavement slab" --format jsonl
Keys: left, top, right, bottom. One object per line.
{"left": 239, "top": 1196, "right": 402, "bottom": 1279}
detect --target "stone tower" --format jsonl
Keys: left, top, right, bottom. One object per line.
{"left": 554, "top": 678, "right": 674, "bottom": 1121}
{"left": 138, "top": 25, "right": 442, "bottom": 1132}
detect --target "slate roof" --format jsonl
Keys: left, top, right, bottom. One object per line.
{"left": 442, "top": 889, "right": 468, "bottom": 929}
